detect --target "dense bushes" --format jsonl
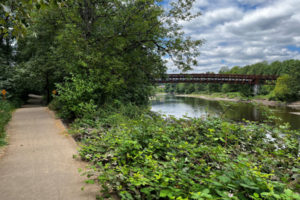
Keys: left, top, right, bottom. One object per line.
{"left": 0, "top": 101, "right": 14, "bottom": 146}
{"left": 50, "top": 74, "right": 99, "bottom": 120}
{"left": 69, "top": 106, "right": 300, "bottom": 200}
{"left": 270, "top": 75, "right": 298, "bottom": 101}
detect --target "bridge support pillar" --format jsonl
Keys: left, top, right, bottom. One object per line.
{"left": 253, "top": 84, "right": 260, "bottom": 96}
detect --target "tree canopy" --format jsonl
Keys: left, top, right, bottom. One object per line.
{"left": 1, "top": 0, "right": 202, "bottom": 117}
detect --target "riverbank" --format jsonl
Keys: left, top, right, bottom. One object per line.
{"left": 69, "top": 104, "right": 300, "bottom": 199}
{"left": 175, "top": 93, "right": 300, "bottom": 110}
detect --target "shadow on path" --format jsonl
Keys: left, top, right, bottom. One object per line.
{"left": 22, "top": 94, "right": 44, "bottom": 108}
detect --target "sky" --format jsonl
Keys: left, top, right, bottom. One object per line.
{"left": 165, "top": 0, "right": 300, "bottom": 73}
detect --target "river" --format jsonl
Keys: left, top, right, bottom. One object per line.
{"left": 151, "top": 94, "right": 300, "bottom": 130}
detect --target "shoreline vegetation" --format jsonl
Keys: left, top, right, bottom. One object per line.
{"left": 64, "top": 104, "right": 300, "bottom": 199}
{"left": 169, "top": 93, "right": 300, "bottom": 110}
{"left": 163, "top": 60, "right": 300, "bottom": 103}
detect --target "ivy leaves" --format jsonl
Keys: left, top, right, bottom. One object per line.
{"left": 73, "top": 107, "right": 300, "bottom": 199}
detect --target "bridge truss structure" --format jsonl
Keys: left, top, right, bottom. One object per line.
{"left": 155, "top": 74, "right": 278, "bottom": 85}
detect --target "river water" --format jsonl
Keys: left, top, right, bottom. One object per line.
{"left": 151, "top": 94, "right": 300, "bottom": 130}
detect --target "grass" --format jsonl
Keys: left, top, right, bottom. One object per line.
{"left": 0, "top": 101, "right": 14, "bottom": 146}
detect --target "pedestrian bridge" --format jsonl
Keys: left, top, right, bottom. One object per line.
{"left": 155, "top": 74, "right": 278, "bottom": 85}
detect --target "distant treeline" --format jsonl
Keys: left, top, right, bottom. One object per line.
{"left": 165, "top": 59, "right": 300, "bottom": 101}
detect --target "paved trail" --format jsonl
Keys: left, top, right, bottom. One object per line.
{"left": 0, "top": 96, "right": 97, "bottom": 200}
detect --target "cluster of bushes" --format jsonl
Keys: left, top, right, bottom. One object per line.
{"left": 65, "top": 104, "right": 300, "bottom": 200}
{"left": 0, "top": 101, "right": 15, "bottom": 146}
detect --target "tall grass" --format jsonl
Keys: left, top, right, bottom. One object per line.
{"left": 0, "top": 101, "right": 14, "bottom": 146}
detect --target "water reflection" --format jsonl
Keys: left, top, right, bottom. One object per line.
{"left": 151, "top": 94, "right": 300, "bottom": 130}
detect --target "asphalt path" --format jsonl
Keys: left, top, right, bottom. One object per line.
{"left": 0, "top": 96, "right": 97, "bottom": 200}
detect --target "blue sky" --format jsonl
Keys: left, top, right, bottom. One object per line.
{"left": 164, "top": 0, "right": 300, "bottom": 73}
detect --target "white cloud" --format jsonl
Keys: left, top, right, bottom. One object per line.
{"left": 237, "top": 0, "right": 275, "bottom": 7}
{"left": 168, "top": 0, "right": 300, "bottom": 73}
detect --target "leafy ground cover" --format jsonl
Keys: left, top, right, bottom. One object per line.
{"left": 0, "top": 101, "right": 15, "bottom": 146}
{"left": 67, "top": 105, "right": 300, "bottom": 200}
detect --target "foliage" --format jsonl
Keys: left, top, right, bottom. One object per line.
{"left": 51, "top": 73, "right": 99, "bottom": 120}
{"left": 0, "top": 100, "right": 14, "bottom": 146}
{"left": 3, "top": 2, "right": 300, "bottom": 199}
{"left": 271, "top": 75, "right": 297, "bottom": 101}
{"left": 11, "top": 0, "right": 202, "bottom": 106}
{"left": 0, "top": 62, "right": 29, "bottom": 102}
{"left": 1, "top": 0, "right": 64, "bottom": 38}
{"left": 164, "top": 60, "right": 300, "bottom": 101}
{"left": 222, "top": 60, "right": 300, "bottom": 99}
{"left": 71, "top": 106, "right": 300, "bottom": 200}
{"left": 0, "top": 1, "right": 56, "bottom": 101}
{"left": 16, "top": 6, "right": 68, "bottom": 103}
{"left": 55, "top": 0, "right": 200, "bottom": 104}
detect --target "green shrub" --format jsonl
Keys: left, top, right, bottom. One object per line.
{"left": 271, "top": 75, "right": 297, "bottom": 101}
{"left": 53, "top": 74, "right": 100, "bottom": 120}
{"left": 72, "top": 109, "right": 300, "bottom": 200}
{"left": 48, "top": 98, "right": 61, "bottom": 112}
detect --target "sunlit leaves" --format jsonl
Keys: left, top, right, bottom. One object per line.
{"left": 74, "top": 107, "right": 300, "bottom": 199}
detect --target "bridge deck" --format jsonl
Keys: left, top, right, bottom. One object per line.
{"left": 155, "top": 74, "right": 278, "bottom": 85}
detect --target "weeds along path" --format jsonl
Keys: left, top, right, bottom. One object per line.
{"left": 0, "top": 99, "right": 97, "bottom": 200}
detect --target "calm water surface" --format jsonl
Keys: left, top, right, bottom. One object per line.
{"left": 151, "top": 94, "right": 300, "bottom": 130}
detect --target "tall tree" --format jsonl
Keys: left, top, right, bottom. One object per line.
{"left": 10, "top": 0, "right": 202, "bottom": 118}
{"left": 17, "top": 6, "right": 67, "bottom": 103}
{"left": 52, "top": 0, "right": 202, "bottom": 110}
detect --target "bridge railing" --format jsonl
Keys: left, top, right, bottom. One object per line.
{"left": 155, "top": 74, "right": 278, "bottom": 85}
